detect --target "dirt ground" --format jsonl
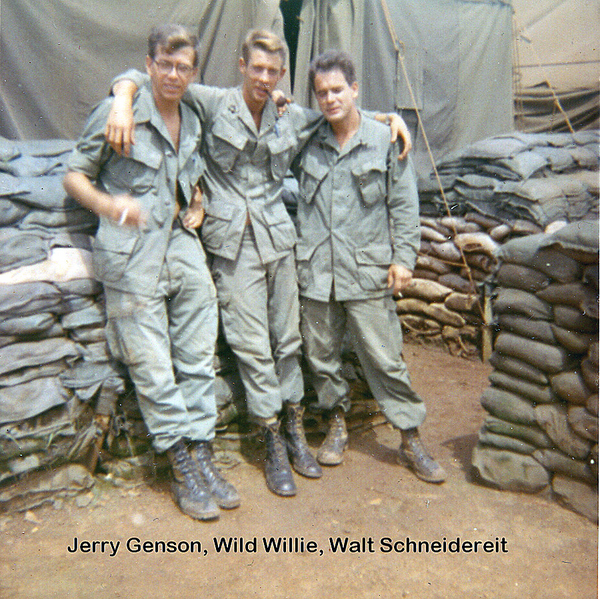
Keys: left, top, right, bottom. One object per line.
{"left": 1, "top": 343, "right": 597, "bottom": 599}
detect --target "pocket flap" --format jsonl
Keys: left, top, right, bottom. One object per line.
{"left": 355, "top": 244, "right": 392, "bottom": 265}
{"left": 211, "top": 119, "right": 248, "bottom": 151}
{"left": 204, "top": 201, "right": 235, "bottom": 221}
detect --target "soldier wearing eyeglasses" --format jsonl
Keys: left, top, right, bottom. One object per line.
{"left": 63, "top": 24, "right": 239, "bottom": 521}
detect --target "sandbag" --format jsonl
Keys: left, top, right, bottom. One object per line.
{"left": 581, "top": 358, "right": 599, "bottom": 392}
{"left": 495, "top": 263, "right": 550, "bottom": 292}
{"left": 550, "top": 325, "right": 595, "bottom": 354}
{"left": 494, "top": 332, "right": 575, "bottom": 374}
{"left": 553, "top": 305, "right": 597, "bottom": 333}
{"left": 401, "top": 278, "right": 453, "bottom": 303}
{"left": 478, "top": 429, "right": 536, "bottom": 454}
{"left": 550, "top": 371, "right": 592, "bottom": 405}
{"left": 534, "top": 404, "right": 592, "bottom": 459}
{"left": 497, "top": 314, "right": 555, "bottom": 345}
{"left": 533, "top": 449, "right": 595, "bottom": 484}
{"left": 536, "top": 282, "right": 598, "bottom": 309}
{"left": 438, "top": 273, "right": 477, "bottom": 294}
{"left": 482, "top": 415, "right": 553, "bottom": 449}
{"left": 567, "top": 406, "right": 599, "bottom": 442}
{"left": 552, "top": 474, "right": 598, "bottom": 523}
{"left": 415, "top": 254, "right": 452, "bottom": 275}
{"left": 444, "top": 292, "right": 479, "bottom": 313}
{"left": 480, "top": 386, "right": 536, "bottom": 425}
{"left": 488, "top": 351, "right": 548, "bottom": 386}
{"left": 471, "top": 444, "right": 550, "bottom": 492}
{"left": 493, "top": 288, "right": 553, "bottom": 320}
{"left": 424, "top": 303, "right": 466, "bottom": 327}
{"left": 488, "top": 370, "right": 557, "bottom": 404}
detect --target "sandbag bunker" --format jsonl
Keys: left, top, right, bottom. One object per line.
{"left": 403, "top": 130, "right": 598, "bottom": 356}
{"left": 471, "top": 221, "right": 599, "bottom": 522}
{"left": 0, "top": 131, "right": 598, "bottom": 521}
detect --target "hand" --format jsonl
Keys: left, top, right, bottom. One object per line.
{"left": 388, "top": 114, "right": 412, "bottom": 160}
{"left": 111, "top": 194, "right": 146, "bottom": 227}
{"left": 182, "top": 186, "right": 205, "bottom": 229}
{"left": 105, "top": 95, "right": 135, "bottom": 156}
{"left": 387, "top": 263, "right": 413, "bottom": 296}
{"left": 271, "top": 89, "right": 291, "bottom": 117}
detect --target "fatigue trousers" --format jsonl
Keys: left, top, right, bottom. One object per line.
{"left": 300, "top": 295, "right": 426, "bottom": 430}
{"left": 104, "top": 225, "right": 219, "bottom": 453}
{"left": 210, "top": 226, "right": 304, "bottom": 420}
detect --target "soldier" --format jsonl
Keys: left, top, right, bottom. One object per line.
{"left": 64, "top": 24, "right": 239, "bottom": 521}
{"left": 104, "top": 30, "right": 412, "bottom": 496}
{"left": 292, "top": 50, "right": 446, "bottom": 483}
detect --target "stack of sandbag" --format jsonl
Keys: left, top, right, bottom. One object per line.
{"left": 471, "top": 220, "right": 599, "bottom": 522}
{"left": 412, "top": 130, "right": 599, "bottom": 353}
{"left": 0, "top": 137, "right": 251, "bottom": 495}
{"left": 419, "top": 130, "right": 599, "bottom": 225}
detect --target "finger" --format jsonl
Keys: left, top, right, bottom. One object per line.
{"left": 397, "top": 145, "right": 409, "bottom": 161}
{"left": 387, "top": 271, "right": 394, "bottom": 289}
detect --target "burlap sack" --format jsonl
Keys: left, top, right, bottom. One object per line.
{"left": 553, "top": 304, "right": 597, "bottom": 333}
{"left": 494, "top": 332, "right": 574, "bottom": 374}
{"left": 493, "top": 288, "right": 553, "bottom": 320}
{"left": 401, "top": 278, "right": 453, "bottom": 303}
{"left": 478, "top": 429, "right": 536, "bottom": 454}
{"left": 550, "top": 325, "right": 595, "bottom": 354}
{"left": 480, "top": 386, "right": 536, "bottom": 425}
{"left": 471, "top": 444, "right": 550, "bottom": 492}
{"left": 488, "top": 370, "right": 557, "bottom": 404}
{"left": 567, "top": 406, "right": 599, "bottom": 442}
{"left": 533, "top": 449, "right": 595, "bottom": 484}
{"left": 550, "top": 371, "right": 592, "bottom": 405}
{"left": 534, "top": 404, "right": 592, "bottom": 459}
{"left": 552, "top": 474, "right": 598, "bottom": 523}
{"left": 495, "top": 263, "right": 550, "bottom": 292}
{"left": 497, "top": 314, "right": 555, "bottom": 345}
{"left": 483, "top": 415, "right": 553, "bottom": 449}
{"left": 489, "top": 351, "right": 548, "bottom": 386}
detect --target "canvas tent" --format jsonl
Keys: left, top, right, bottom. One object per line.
{"left": 0, "top": 0, "right": 597, "bottom": 178}
{"left": 511, "top": 0, "right": 600, "bottom": 133}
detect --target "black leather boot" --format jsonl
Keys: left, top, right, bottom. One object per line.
{"left": 400, "top": 428, "right": 446, "bottom": 483}
{"left": 190, "top": 441, "right": 241, "bottom": 509}
{"left": 166, "top": 440, "right": 220, "bottom": 520}
{"left": 263, "top": 421, "right": 297, "bottom": 497}
{"left": 317, "top": 406, "right": 348, "bottom": 466}
{"left": 283, "top": 404, "right": 322, "bottom": 478}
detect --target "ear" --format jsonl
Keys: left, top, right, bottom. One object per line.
{"left": 351, "top": 80, "right": 359, "bottom": 99}
{"left": 239, "top": 56, "right": 246, "bottom": 75}
{"left": 146, "top": 55, "right": 153, "bottom": 76}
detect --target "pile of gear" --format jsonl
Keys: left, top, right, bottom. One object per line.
{"left": 404, "top": 130, "right": 599, "bottom": 354}
{"left": 471, "top": 221, "right": 599, "bottom": 522}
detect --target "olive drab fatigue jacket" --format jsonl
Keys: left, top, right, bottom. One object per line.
{"left": 67, "top": 86, "right": 204, "bottom": 297}
{"left": 292, "top": 113, "right": 421, "bottom": 302}
{"left": 111, "top": 70, "right": 323, "bottom": 264}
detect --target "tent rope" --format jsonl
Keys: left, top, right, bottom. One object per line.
{"left": 512, "top": 10, "right": 575, "bottom": 133}
{"left": 379, "top": 0, "right": 484, "bottom": 321}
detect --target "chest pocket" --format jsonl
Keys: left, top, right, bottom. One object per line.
{"left": 104, "top": 127, "right": 162, "bottom": 196}
{"left": 207, "top": 118, "right": 247, "bottom": 172}
{"left": 352, "top": 159, "right": 387, "bottom": 206}
{"left": 267, "top": 130, "right": 296, "bottom": 181}
{"left": 298, "top": 152, "right": 329, "bottom": 204}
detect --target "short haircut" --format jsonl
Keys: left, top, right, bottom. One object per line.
{"left": 309, "top": 50, "right": 357, "bottom": 91}
{"left": 241, "top": 29, "right": 287, "bottom": 66}
{"left": 148, "top": 24, "right": 199, "bottom": 67}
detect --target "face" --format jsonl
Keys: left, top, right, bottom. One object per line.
{"left": 240, "top": 48, "right": 285, "bottom": 109}
{"left": 313, "top": 69, "right": 359, "bottom": 125}
{"left": 146, "top": 46, "right": 197, "bottom": 104}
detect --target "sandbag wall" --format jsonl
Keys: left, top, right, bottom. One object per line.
{"left": 0, "top": 138, "right": 245, "bottom": 503}
{"left": 471, "top": 221, "right": 599, "bottom": 522}
{"left": 404, "top": 130, "right": 599, "bottom": 354}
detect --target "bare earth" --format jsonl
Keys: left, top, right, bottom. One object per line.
{"left": 1, "top": 344, "right": 597, "bottom": 599}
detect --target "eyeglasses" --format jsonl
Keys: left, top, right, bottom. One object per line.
{"left": 153, "top": 59, "right": 194, "bottom": 77}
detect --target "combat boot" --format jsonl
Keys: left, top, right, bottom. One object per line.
{"left": 317, "top": 406, "right": 348, "bottom": 466}
{"left": 190, "top": 441, "right": 241, "bottom": 509}
{"left": 283, "top": 404, "right": 322, "bottom": 478}
{"left": 166, "top": 440, "right": 220, "bottom": 520}
{"left": 263, "top": 420, "right": 297, "bottom": 497}
{"left": 400, "top": 428, "right": 446, "bottom": 483}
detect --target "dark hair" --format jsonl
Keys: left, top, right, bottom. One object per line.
{"left": 309, "top": 50, "right": 356, "bottom": 91}
{"left": 241, "top": 29, "right": 287, "bottom": 65}
{"left": 148, "top": 24, "right": 199, "bottom": 68}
